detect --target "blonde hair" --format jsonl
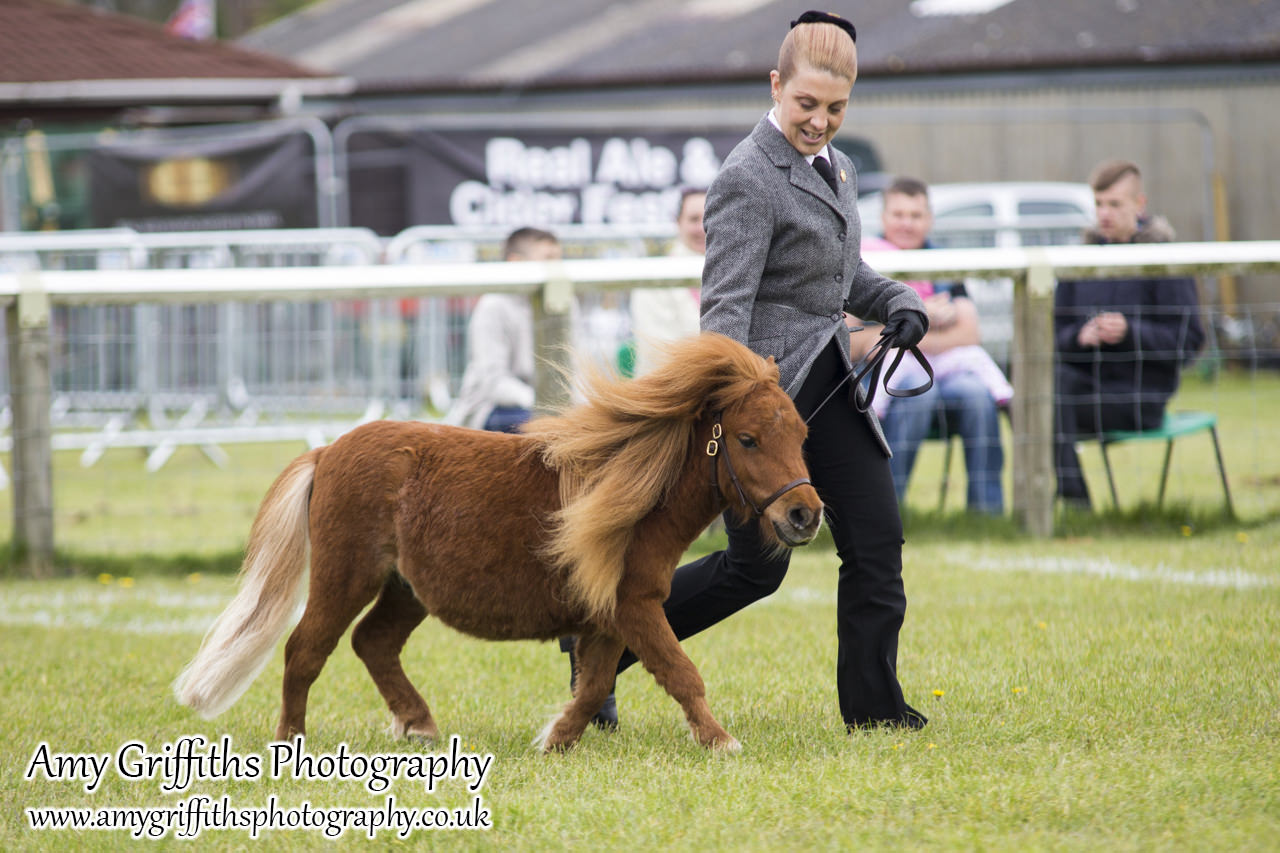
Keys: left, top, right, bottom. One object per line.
{"left": 778, "top": 21, "right": 857, "bottom": 84}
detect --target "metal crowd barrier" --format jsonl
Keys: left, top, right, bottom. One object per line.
{"left": 1, "top": 230, "right": 401, "bottom": 418}
{"left": 0, "top": 226, "right": 681, "bottom": 492}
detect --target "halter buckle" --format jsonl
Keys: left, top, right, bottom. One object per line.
{"left": 706, "top": 410, "right": 811, "bottom": 519}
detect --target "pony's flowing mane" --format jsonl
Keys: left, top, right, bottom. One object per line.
{"left": 521, "top": 333, "right": 780, "bottom": 622}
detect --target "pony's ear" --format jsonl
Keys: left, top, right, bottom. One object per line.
{"left": 764, "top": 356, "right": 777, "bottom": 366}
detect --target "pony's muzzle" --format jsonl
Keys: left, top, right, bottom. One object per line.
{"left": 770, "top": 493, "right": 823, "bottom": 547}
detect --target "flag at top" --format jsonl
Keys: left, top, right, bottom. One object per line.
{"left": 166, "top": 0, "right": 215, "bottom": 41}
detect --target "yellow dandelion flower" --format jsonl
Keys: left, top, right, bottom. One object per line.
{"left": 1012, "top": 686, "right": 1026, "bottom": 694}
{"left": 927, "top": 743, "right": 937, "bottom": 750}
{"left": 118, "top": 577, "right": 135, "bottom": 588}
{"left": 1037, "top": 621, "right": 1047, "bottom": 630}
{"left": 932, "top": 689, "right": 945, "bottom": 697}
{"left": 1181, "top": 525, "right": 1193, "bottom": 537}
{"left": 1235, "top": 532, "right": 1248, "bottom": 544}
{"left": 97, "top": 573, "right": 113, "bottom": 585}
{"left": 893, "top": 742, "right": 903, "bottom": 750}
{"left": 187, "top": 573, "right": 202, "bottom": 584}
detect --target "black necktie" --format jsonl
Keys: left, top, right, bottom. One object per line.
{"left": 812, "top": 156, "right": 838, "bottom": 195}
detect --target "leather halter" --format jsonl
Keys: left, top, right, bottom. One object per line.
{"left": 706, "top": 412, "right": 812, "bottom": 519}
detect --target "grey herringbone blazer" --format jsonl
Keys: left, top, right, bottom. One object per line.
{"left": 699, "top": 115, "right": 926, "bottom": 455}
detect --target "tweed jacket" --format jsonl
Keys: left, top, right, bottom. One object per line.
{"left": 699, "top": 115, "right": 926, "bottom": 454}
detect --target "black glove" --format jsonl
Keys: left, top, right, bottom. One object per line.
{"left": 879, "top": 310, "right": 929, "bottom": 349}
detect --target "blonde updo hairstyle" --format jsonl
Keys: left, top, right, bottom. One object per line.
{"left": 777, "top": 21, "right": 857, "bottom": 85}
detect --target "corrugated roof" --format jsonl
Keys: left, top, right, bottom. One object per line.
{"left": 238, "top": 0, "right": 1280, "bottom": 90}
{"left": 0, "top": 0, "right": 327, "bottom": 84}
{"left": 871, "top": 0, "right": 1280, "bottom": 73}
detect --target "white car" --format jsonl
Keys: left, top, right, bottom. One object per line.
{"left": 856, "top": 181, "right": 1096, "bottom": 248}
{"left": 858, "top": 181, "right": 1097, "bottom": 366}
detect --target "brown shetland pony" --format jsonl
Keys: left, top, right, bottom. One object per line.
{"left": 175, "top": 333, "right": 822, "bottom": 752}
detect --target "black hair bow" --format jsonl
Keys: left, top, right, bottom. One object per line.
{"left": 790, "top": 10, "right": 856, "bottom": 43}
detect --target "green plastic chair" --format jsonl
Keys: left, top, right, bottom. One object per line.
{"left": 931, "top": 403, "right": 1010, "bottom": 512}
{"left": 1098, "top": 410, "right": 1234, "bottom": 516}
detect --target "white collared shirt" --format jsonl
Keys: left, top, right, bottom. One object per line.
{"left": 767, "top": 107, "right": 832, "bottom": 166}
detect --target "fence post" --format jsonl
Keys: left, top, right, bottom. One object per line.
{"left": 6, "top": 272, "right": 55, "bottom": 575}
{"left": 1011, "top": 252, "right": 1056, "bottom": 537}
{"left": 532, "top": 265, "right": 574, "bottom": 416}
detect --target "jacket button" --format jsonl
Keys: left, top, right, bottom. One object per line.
{"left": 832, "top": 313, "right": 842, "bottom": 321}
{"left": 838, "top": 232, "right": 846, "bottom": 241}
{"left": 835, "top": 273, "right": 844, "bottom": 283}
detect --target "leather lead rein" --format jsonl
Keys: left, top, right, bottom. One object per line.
{"left": 805, "top": 338, "right": 935, "bottom": 424}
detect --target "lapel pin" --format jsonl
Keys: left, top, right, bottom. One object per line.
{"left": 840, "top": 169, "right": 847, "bottom": 183}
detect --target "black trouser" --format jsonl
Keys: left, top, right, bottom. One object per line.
{"left": 1055, "top": 366, "right": 1166, "bottom": 503}
{"left": 616, "top": 342, "right": 918, "bottom": 727}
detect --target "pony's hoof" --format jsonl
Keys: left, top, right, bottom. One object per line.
{"left": 393, "top": 715, "right": 439, "bottom": 742}
{"left": 713, "top": 736, "right": 742, "bottom": 753}
{"left": 536, "top": 726, "right": 581, "bottom": 753}
{"left": 274, "top": 726, "right": 304, "bottom": 742}
{"left": 533, "top": 710, "right": 586, "bottom": 753}
{"left": 540, "top": 739, "right": 578, "bottom": 754}
{"left": 693, "top": 729, "right": 741, "bottom": 752}
{"left": 405, "top": 727, "right": 438, "bottom": 744}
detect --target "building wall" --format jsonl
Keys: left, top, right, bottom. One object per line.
{"left": 396, "top": 67, "right": 1277, "bottom": 252}
{"left": 827, "top": 70, "right": 1279, "bottom": 308}
{"left": 848, "top": 76, "right": 1278, "bottom": 245}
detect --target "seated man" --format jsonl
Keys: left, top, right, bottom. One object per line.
{"left": 1054, "top": 159, "right": 1205, "bottom": 508}
{"left": 862, "top": 177, "right": 1010, "bottom": 514}
{"left": 445, "top": 227, "right": 561, "bottom": 433}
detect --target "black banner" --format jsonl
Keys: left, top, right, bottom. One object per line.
{"left": 345, "top": 128, "right": 882, "bottom": 235}
{"left": 87, "top": 131, "right": 318, "bottom": 231}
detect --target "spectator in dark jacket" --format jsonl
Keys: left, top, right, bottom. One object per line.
{"left": 1054, "top": 159, "right": 1205, "bottom": 508}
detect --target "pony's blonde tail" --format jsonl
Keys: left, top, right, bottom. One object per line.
{"left": 174, "top": 449, "right": 321, "bottom": 719}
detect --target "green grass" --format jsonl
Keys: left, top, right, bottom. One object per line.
{"left": 2, "top": 367, "right": 1278, "bottom": 847}
{"left": 0, "top": 440, "right": 305, "bottom": 574}
{"left": 3, "top": 524, "right": 1278, "bottom": 850}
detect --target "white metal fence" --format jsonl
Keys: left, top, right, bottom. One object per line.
{"left": 2, "top": 237, "right": 1279, "bottom": 570}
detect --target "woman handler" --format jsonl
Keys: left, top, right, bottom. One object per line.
{"left": 579, "top": 11, "right": 930, "bottom": 731}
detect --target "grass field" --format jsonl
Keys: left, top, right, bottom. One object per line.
{"left": 2, "top": 367, "right": 1278, "bottom": 848}
{"left": 3, "top": 522, "right": 1278, "bottom": 850}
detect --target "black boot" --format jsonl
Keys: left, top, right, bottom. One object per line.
{"left": 560, "top": 636, "right": 619, "bottom": 730}
{"left": 845, "top": 703, "right": 928, "bottom": 732}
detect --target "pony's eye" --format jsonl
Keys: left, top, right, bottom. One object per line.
{"left": 738, "top": 434, "right": 758, "bottom": 449}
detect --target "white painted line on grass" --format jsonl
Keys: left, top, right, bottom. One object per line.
{"left": 0, "top": 584, "right": 231, "bottom": 635}
{"left": 959, "top": 555, "right": 1277, "bottom": 590}
{"left": 0, "top": 610, "right": 213, "bottom": 635}
{"left": 762, "top": 555, "right": 1275, "bottom": 607}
